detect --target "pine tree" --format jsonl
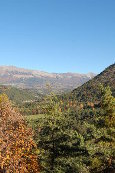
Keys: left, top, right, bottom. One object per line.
{"left": 35, "top": 93, "right": 89, "bottom": 173}
{"left": 101, "top": 85, "right": 115, "bottom": 127}
{"left": 86, "top": 85, "right": 115, "bottom": 173}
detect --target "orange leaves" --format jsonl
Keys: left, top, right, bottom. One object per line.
{"left": 80, "top": 103, "right": 84, "bottom": 109}
{"left": 0, "top": 94, "right": 40, "bottom": 173}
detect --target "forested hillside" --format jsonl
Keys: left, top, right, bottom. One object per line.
{"left": 70, "top": 64, "right": 115, "bottom": 103}
{"left": 0, "top": 85, "right": 42, "bottom": 104}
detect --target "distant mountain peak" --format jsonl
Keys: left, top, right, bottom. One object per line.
{"left": 0, "top": 65, "right": 96, "bottom": 93}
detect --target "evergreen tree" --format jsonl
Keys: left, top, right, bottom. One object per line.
{"left": 101, "top": 85, "right": 115, "bottom": 127}
{"left": 35, "top": 93, "right": 89, "bottom": 173}
{"left": 86, "top": 86, "right": 115, "bottom": 173}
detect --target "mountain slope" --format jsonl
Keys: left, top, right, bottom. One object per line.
{"left": 0, "top": 85, "right": 42, "bottom": 104}
{"left": 70, "top": 64, "right": 115, "bottom": 103}
{"left": 0, "top": 66, "right": 95, "bottom": 93}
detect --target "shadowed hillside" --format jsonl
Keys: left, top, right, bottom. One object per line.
{"left": 70, "top": 64, "right": 115, "bottom": 103}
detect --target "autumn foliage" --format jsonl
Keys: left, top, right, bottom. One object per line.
{"left": 0, "top": 94, "right": 39, "bottom": 173}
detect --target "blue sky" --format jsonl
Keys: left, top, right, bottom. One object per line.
{"left": 0, "top": 0, "right": 114, "bottom": 74}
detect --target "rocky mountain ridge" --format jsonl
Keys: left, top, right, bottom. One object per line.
{"left": 0, "top": 66, "right": 96, "bottom": 93}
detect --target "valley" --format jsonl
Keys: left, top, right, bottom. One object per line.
{"left": 0, "top": 64, "right": 115, "bottom": 173}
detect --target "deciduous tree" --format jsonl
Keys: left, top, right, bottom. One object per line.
{"left": 0, "top": 94, "right": 39, "bottom": 173}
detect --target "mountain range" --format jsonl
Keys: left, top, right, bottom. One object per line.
{"left": 0, "top": 64, "right": 114, "bottom": 105}
{"left": 0, "top": 66, "right": 95, "bottom": 93}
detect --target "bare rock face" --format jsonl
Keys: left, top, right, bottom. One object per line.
{"left": 0, "top": 66, "right": 96, "bottom": 93}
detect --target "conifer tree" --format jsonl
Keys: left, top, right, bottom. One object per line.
{"left": 86, "top": 86, "right": 115, "bottom": 173}
{"left": 36, "top": 93, "right": 89, "bottom": 173}
{"left": 101, "top": 85, "right": 115, "bottom": 127}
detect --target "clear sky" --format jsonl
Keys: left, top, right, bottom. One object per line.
{"left": 0, "top": 0, "right": 114, "bottom": 74}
